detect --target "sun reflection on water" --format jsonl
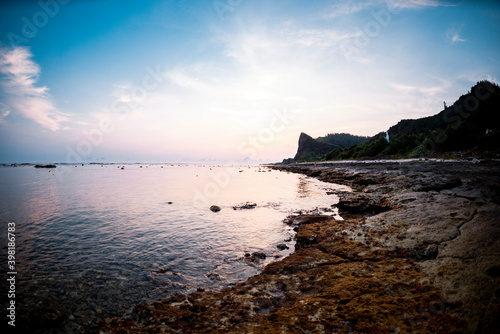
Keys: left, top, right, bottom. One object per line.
{"left": 0, "top": 164, "right": 349, "bottom": 333}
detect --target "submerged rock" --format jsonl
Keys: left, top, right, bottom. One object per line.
{"left": 276, "top": 243, "right": 289, "bottom": 251}
{"left": 251, "top": 252, "right": 266, "bottom": 260}
{"left": 97, "top": 160, "right": 500, "bottom": 334}
{"left": 97, "top": 216, "right": 467, "bottom": 334}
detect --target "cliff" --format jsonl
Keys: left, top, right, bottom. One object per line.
{"left": 293, "top": 132, "right": 338, "bottom": 162}
{"left": 293, "top": 80, "right": 500, "bottom": 161}
{"left": 388, "top": 80, "right": 500, "bottom": 137}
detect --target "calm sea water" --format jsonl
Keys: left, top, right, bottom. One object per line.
{"left": 0, "top": 164, "right": 348, "bottom": 333}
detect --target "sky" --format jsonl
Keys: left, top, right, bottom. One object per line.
{"left": 0, "top": 0, "right": 499, "bottom": 163}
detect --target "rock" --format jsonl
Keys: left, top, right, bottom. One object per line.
{"left": 209, "top": 205, "right": 221, "bottom": 212}
{"left": 232, "top": 202, "right": 257, "bottom": 210}
{"left": 97, "top": 318, "right": 142, "bottom": 334}
{"left": 293, "top": 132, "right": 336, "bottom": 161}
{"left": 95, "top": 160, "right": 500, "bottom": 334}
{"left": 485, "top": 265, "right": 500, "bottom": 278}
{"left": 251, "top": 252, "right": 266, "bottom": 260}
{"left": 276, "top": 244, "right": 289, "bottom": 251}
{"left": 207, "top": 272, "right": 225, "bottom": 281}
{"left": 412, "top": 243, "right": 438, "bottom": 260}
{"left": 337, "top": 194, "right": 393, "bottom": 218}
{"left": 411, "top": 176, "right": 462, "bottom": 192}
{"left": 34, "top": 164, "right": 56, "bottom": 168}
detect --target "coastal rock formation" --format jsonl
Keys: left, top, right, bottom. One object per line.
{"left": 99, "top": 215, "right": 467, "bottom": 334}
{"left": 293, "top": 132, "right": 336, "bottom": 162}
{"left": 232, "top": 202, "right": 257, "bottom": 210}
{"left": 276, "top": 160, "right": 500, "bottom": 333}
{"left": 97, "top": 160, "right": 500, "bottom": 333}
{"left": 292, "top": 81, "right": 500, "bottom": 161}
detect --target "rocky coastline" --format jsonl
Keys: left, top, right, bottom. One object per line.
{"left": 98, "top": 159, "right": 500, "bottom": 333}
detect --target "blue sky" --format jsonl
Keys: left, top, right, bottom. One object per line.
{"left": 0, "top": 0, "right": 499, "bottom": 163}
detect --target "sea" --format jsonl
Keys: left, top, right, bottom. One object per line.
{"left": 0, "top": 163, "right": 349, "bottom": 333}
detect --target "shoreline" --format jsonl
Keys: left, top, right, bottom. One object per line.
{"left": 98, "top": 160, "right": 500, "bottom": 333}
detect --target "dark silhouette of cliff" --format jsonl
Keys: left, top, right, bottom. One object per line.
{"left": 293, "top": 133, "right": 337, "bottom": 161}
{"left": 317, "top": 133, "right": 370, "bottom": 147}
{"left": 388, "top": 80, "right": 500, "bottom": 138}
{"left": 286, "top": 80, "right": 500, "bottom": 162}
{"left": 292, "top": 132, "right": 371, "bottom": 162}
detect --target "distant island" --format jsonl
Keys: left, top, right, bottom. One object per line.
{"left": 284, "top": 80, "right": 500, "bottom": 163}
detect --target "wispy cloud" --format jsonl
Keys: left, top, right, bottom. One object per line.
{"left": 323, "top": 0, "right": 452, "bottom": 18}
{"left": 0, "top": 103, "right": 11, "bottom": 124}
{"left": 446, "top": 27, "right": 466, "bottom": 44}
{"left": 290, "top": 29, "right": 362, "bottom": 48}
{"left": 451, "top": 33, "right": 465, "bottom": 43}
{"left": 322, "top": 0, "right": 377, "bottom": 19}
{"left": 390, "top": 0, "right": 444, "bottom": 9}
{"left": 0, "top": 46, "right": 68, "bottom": 131}
{"left": 389, "top": 79, "right": 452, "bottom": 96}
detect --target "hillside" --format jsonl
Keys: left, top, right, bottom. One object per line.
{"left": 293, "top": 133, "right": 338, "bottom": 162}
{"left": 292, "top": 132, "right": 371, "bottom": 162}
{"left": 317, "top": 133, "right": 370, "bottom": 147}
{"left": 286, "top": 80, "right": 500, "bottom": 162}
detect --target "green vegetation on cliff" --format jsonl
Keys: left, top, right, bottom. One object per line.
{"left": 316, "top": 133, "right": 370, "bottom": 147}
{"left": 291, "top": 132, "right": 371, "bottom": 162}
{"left": 286, "top": 81, "right": 500, "bottom": 163}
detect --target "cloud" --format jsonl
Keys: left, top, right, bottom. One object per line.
{"left": 322, "top": 0, "right": 377, "bottom": 19}
{"left": 290, "top": 29, "right": 362, "bottom": 49}
{"left": 0, "top": 103, "right": 11, "bottom": 124}
{"left": 451, "top": 33, "right": 465, "bottom": 43}
{"left": 390, "top": 0, "right": 443, "bottom": 8}
{"left": 445, "top": 26, "right": 466, "bottom": 44}
{"left": 0, "top": 46, "right": 68, "bottom": 131}
{"left": 389, "top": 79, "right": 451, "bottom": 96}
{"left": 323, "top": 0, "right": 450, "bottom": 18}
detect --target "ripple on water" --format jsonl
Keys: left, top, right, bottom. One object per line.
{"left": 0, "top": 164, "right": 347, "bottom": 333}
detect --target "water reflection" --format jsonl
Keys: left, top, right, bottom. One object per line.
{"left": 297, "top": 176, "right": 311, "bottom": 198}
{"left": 0, "top": 164, "right": 348, "bottom": 333}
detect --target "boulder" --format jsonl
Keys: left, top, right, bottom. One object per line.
{"left": 209, "top": 205, "right": 221, "bottom": 213}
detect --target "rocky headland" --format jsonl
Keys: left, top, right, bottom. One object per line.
{"left": 98, "top": 159, "right": 500, "bottom": 333}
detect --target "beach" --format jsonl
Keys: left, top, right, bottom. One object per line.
{"left": 98, "top": 159, "right": 500, "bottom": 333}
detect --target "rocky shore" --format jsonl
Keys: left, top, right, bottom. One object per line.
{"left": 98, "top": 160, "right": 500, "bottom": 333}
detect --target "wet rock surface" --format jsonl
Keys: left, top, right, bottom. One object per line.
{"left": 209, "top": 205, "right": 221, "bottom": 212}
{"left": 98, "top": 160, "right": 500, "bottom": 333}
{"left": 232, "top": 202, "right": 257, "bottom": 210}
